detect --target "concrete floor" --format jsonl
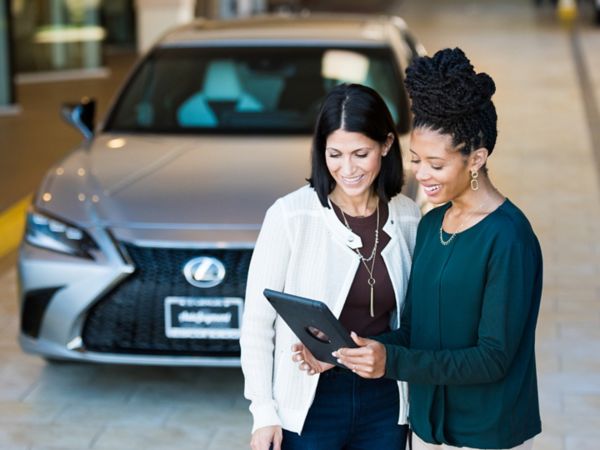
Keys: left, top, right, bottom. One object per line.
{"left": 1, "top": 0, "right": 600, "bottom": 449}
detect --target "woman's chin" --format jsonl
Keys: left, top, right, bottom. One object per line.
{"left": 339, "top": 185, "right": 370, "bottom": 199}
{"left": 335, "top": 179, "right": 372, "bottom": 197}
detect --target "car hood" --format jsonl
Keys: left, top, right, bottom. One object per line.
{"left": 40, "top": 133, "right": 312, "bottom": 229}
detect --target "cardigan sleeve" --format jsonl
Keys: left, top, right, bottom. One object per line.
{"left": 240, "top": 200, "right": 292, "bottom": 432}
{"left": 383, "top": 237, "right": 541, "bottom": 385}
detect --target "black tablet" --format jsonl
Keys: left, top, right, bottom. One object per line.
{"left": 263, "top": 288, "right": 357, "bottom": 367}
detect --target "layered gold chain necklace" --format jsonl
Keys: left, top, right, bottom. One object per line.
{"left": 339, "top": 201, "right": 380, "bottom": 318}
{"left": 440, "top": 201, "right": 487, "bottom": 246}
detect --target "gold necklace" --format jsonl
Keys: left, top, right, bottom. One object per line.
{"left": 340, "top": 202, "right": 380, "bottom": 317}
{"left": 439, "top": 202, "right": 486, "bottom": 246}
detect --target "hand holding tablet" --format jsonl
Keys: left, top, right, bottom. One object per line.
{"left": 263, "top": 289, "right": 357, "bottom": 367}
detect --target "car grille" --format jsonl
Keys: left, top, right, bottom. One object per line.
{"left": 82, "top": 243, "right": 253, "bottom": 357}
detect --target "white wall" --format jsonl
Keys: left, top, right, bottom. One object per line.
{"left": 135, "top": 0, "right": 195, "bottom": 53}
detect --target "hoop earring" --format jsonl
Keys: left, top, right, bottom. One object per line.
{"left": 470, "top": 169, "right": 479, "bottom": 191}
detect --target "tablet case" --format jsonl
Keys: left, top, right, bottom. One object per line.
{"left": 263, "top": 288, "right": 357, "bottom": 367}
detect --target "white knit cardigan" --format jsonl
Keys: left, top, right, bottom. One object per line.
{"left": 240, "top": 185, "right": 420, "bottom": 434}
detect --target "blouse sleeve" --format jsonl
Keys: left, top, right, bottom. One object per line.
{"left": 240, "top": 200, "right": 292, "bottom": 431}
{"left": 383, "top": 237, "right": 542, "bottom": 385}
{"left": 374, "top": 202, "right": 423, "bottom": 347}
{"left": 374, "top": 278, "right": 412, "bottom": 347}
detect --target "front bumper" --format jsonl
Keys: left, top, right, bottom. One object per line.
{"left": 19, "top": 334, "right": 241, "bottom": 366}
{"left": 18, "top": 239, "right": 252, "bottom": 367}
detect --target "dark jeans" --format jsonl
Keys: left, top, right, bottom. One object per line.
{"left": 282, "top": 368, "right": 408, "bottom": 450}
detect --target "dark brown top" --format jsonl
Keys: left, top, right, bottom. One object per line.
{"left": 332, "top": 201, "right": 395, "bottom": 337}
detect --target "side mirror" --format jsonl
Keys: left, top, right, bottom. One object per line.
{"left": 61, "top": 97, "right": 96, "bottom": 140}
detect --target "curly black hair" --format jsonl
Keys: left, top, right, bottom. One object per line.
{"left": 404, "top": 47, "right": 497, "bottom": 157}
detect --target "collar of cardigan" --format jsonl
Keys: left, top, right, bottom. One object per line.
{"left": 322, "top": 194, "right": 397, "bottom": 251}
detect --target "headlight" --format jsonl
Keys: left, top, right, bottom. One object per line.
{"left": 24, "top": 211, "right": 99, "bottom": 259}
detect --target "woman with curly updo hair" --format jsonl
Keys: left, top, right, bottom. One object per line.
{"left": 329, "top": 48, "right": 543, "bottom": 449}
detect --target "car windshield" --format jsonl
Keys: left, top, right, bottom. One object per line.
{"left": 105, "top": 45, "right": 406, "bottom": 134}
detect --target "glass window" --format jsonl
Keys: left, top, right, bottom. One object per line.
{"left": 105, "top": 45, "right": 406, "bottom": 134}
{"left": 0, "top": 1, "right": 14, "bottom": 105}
{"left": 12, "top": 0, "right": 104, "bottom": 72}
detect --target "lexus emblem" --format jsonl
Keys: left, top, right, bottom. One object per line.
{"left": 183, "top": 257, "right": 226, "bottom": 288}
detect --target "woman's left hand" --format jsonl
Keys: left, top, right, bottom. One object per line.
{"left": 291, "top": 343, "right": 334, "bottom": 375}
{"left": 334, "top": 332, "right": 387, "bottom": 378}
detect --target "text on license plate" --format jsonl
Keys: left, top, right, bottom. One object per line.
{"left": 164, "top": 296, "right": 243, "bottom": 339}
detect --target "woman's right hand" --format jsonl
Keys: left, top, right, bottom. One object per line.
{"left": 251, "top": 425, "right": 282, "bottom": 450}
{"left": 291, "top": 343, "right": 334, "bottom": 375}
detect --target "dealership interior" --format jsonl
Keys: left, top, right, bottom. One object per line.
{"left": 1, "top": 0, "right": 600, "bottom": 448}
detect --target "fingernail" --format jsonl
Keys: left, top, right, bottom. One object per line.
{"left": 331, "top": 351, "right": 337, "bottom": 357}
{"left": 337, "top": 359, "right": 342, "bottom": 364}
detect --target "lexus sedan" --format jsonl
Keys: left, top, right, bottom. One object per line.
{"left": 18, "top": 13, "right": 425, "bottom": 366}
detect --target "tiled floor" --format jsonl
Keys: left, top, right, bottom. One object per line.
{"left": 1, "top": 0, "right": 599, "bottom": 449}
{"left": 0, "top": 267, "right": 251, "bottom": 450}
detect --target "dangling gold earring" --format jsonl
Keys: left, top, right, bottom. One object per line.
{"left": 470, "top": 169, "right": 479, "bottom": 191}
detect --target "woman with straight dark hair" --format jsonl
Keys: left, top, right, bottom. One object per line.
{"left": 240, "top": 83, "right": 420, "bottom": 450}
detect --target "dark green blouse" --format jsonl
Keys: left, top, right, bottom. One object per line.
{"left": 376, "top": 199, "right": 542, "bottom": 449}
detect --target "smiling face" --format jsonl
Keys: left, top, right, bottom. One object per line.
{"left": 409, "top": 127, "right": 474, "bottom": 204}
{"left": 325, "top": 129, "right": 389, "bottom": 203}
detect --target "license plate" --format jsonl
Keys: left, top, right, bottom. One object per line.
{"left": 164, "top": 296, "right": 243, "bottom": 339}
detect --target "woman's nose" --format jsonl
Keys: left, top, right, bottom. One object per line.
{"left": 413, "top": 165, "right": 429, "bottom": 181}
{"left": 341, "top": 157, "right": 355, "bottom": 175}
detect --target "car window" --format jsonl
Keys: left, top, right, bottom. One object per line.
{"left": 105, "top": 46, "right": 405, "bottom": 134}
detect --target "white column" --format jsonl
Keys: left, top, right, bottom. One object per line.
{"left": 135, "top": 0, "right": 195, "bottom": 53}
{"left": 236, "top": 0, "right": 267, "bottom": 17}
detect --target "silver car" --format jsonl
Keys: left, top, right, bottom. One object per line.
{"left": 18, "top": 13, "right": 425, "bottom": 366}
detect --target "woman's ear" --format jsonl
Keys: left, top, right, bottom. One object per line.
{"left": 470, "top": 147, "right": 489, "bottom": 171}
{"left": 383, "top": 133, "right": 395, "bottom": 156}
